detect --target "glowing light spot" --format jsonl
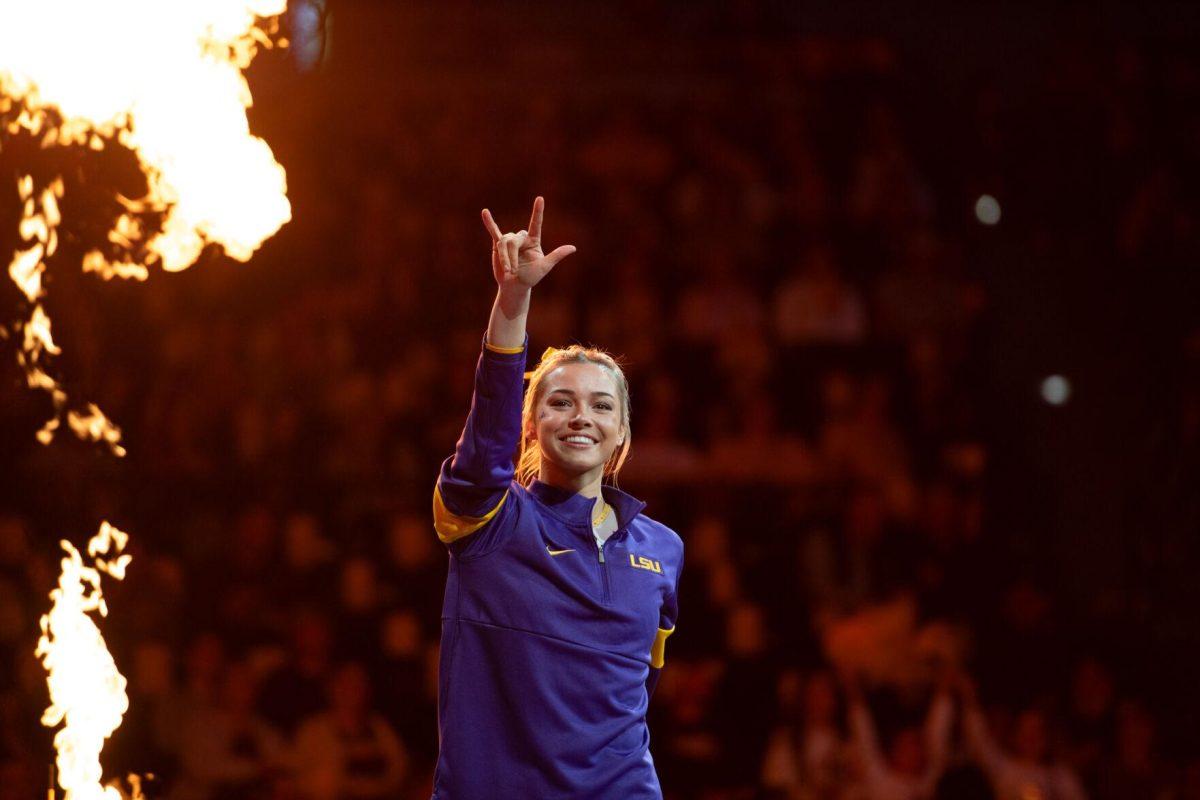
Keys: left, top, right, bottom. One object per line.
{"left": 974, "top": 194, "right": 1001, "bottom": 226}
{"left": 290, "top": 0, "right": 329, "bottom": 72}
{"left": 1040, "top": 375, "right": 1070, "bottom": 405}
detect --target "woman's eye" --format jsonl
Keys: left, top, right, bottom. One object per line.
{"left": 550, "top": 399, "right": 569, "bottom": 408}
{"left": 596, "top": 404, "right": 613, "bottom": 411}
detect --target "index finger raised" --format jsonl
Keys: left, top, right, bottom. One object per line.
{"left": 481, "top": 208, "right": 503, "bottom": 242}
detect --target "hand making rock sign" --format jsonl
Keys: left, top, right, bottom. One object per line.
{"left": 481, "top": 196, "right": 576, "bottom": 290}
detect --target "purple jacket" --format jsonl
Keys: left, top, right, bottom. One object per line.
{"left": 430, "top": 335, "right": 683, "bottom": 799}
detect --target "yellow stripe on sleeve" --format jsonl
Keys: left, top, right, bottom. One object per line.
{"left": 483, "top": 341, "right": 525, "bottom": 354}
{"left": 650, "top": 625, "right": 675, "bottom": 669}
{"left": 432, "top": 484, "right": 509, "bottom": 543}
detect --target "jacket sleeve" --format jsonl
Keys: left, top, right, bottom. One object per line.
{"left": 432, "top": 334, "right": 527, "bottom": 553}
{"left": 646, "top": 544, "right": 682, "bottom": 698}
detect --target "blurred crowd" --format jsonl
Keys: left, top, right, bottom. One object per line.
{"left": 2, "top": 7, "right": 1199, "bottom": 800}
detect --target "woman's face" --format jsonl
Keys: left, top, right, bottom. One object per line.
{"left": 532, "top": 362, "right": 625, "bottom": 483}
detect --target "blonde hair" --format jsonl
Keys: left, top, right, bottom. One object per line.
{"left": 516, "top": 345, "right": 631, "bottom": 487}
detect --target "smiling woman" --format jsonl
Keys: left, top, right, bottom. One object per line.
{"left": 427, "top": 197, "right": 684, "bottom": 799}
{"left": 518, "top": 347, "right": 631, "bottom": 486}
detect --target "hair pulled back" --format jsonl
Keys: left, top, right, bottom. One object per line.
{"left": 516, "top": 345, "right": 631, "bottom": 487}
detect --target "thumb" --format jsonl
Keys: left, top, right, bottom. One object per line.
{"left": 541, "top": 245, "right": 576, "bottom": 268}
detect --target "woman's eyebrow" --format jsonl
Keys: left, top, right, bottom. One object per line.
{"left": 547, "top": 388, "right": 615, "bottom": 399}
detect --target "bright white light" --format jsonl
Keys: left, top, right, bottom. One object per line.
{"left": 1040, "top": 375, "right": 1070, "bottom": 405}
{"left": 0, "top": 0, "right": 291, "bottom": 453}
{"left": 37, "top": 523, "right": 133, "bottom": 800}
{"left": 974, "top": 194, "right": 1001, "bottom": 226}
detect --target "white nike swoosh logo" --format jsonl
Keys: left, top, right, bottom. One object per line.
{"left": 546, "top": 547, "right": 575, "bottom": 556}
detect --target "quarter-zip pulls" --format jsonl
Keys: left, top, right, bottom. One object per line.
{"left": 559, "top": 517, "right": 630, "bottom": 605}
{"left": 596, "top": 537, "right": 611, "bottom": 603}
{"left": 591, "top": 522, "right": 631, "bottom": 560}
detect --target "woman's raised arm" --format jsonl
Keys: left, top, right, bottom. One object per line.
{"left": 484, "top": 196, "right": 575, "bottom": 350}
{"left": 432, "top": 197, "right": 574, "bottom": 551}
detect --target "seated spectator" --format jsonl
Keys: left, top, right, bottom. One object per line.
{"left": 843, "top": 671, "right": 954, "bottom": 800}
{"left": 819, "top": 373, "right": 915, "bottom": 517}
{"left": 108, "top": 639, "right": 178, "bottom": 783}
{"left": 774, "top": 244, "right": 868, "bottom": 347}
{"left": 674, "top": 247, "right": 766, "bottom": 346}
{"left": 382, "top": 511, "right": 444, "bottom": 622}
{"left": 213, "top": 506, "right": 284, "bottom": 652}
{"left": 761, "top": 669, "right": 848, "bottom": 800}
{"left": 376, "top": 609, "right": 437, "bottom": 763}
{"left": 0, "top": 515, "right": 34, "bottom": 586}
{"left": 293, "top": 662, "right": 407, "bottom": 800}
{"left": 872, "top": 229, "right": 967, "bottom": 341}
{"left": 1063, "top": 657, "right": 1115, "bottom": 791}
{"left": 281, "top": 512, "right": 338, "bottom": 601}
{"left": 708, "top": 392, "right": 815, "bottom": 484}
{"left": 336, "top": 556, "right": 384, "bottom": 659}
{"left": 586, "top": 253, "right": 667, "bottom": 371}
{"left": 648, "top": 659, "right": 724, "bottom": 799}
{"left": 715, "top": 323, "right": 774, "bottom": 389}
{"left": 577, "top": 109, "right": 675, "bottom": 188}
{"left": 1095, "top": 701, "right": 1175, "bottom": 800}
{"left": 845, "top": 101, "right": 935, "bottom": 233}
{"left": 259, "top": 609, "right": 335, "bottom": 737}
{"left": 712, "top": 602, "right": 777, "bottom": 791}
{"left": 170, "top": 661, "right": 288, "bottom": 800}
{"left": 159, "top": 632, "right": 227, "bottom": 758}
{"left": 615, "top": 373, "right": 704, "bottom": 484}
{"left": 959, "top": 677, "right": 1087, "bottom": 800}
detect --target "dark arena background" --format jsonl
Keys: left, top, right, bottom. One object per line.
{"left": 2, "top": 2, "right": 1199, "bottom": 798}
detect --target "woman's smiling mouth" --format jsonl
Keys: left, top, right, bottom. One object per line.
{"left": 560, "top": 434, "right": 597, "bottom": 448}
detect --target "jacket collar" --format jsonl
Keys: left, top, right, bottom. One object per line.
{"left": 528, "top": 480, "right": 647, "bottom": 530}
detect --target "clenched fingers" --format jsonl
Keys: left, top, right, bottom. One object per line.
{"left": 495, "top": 232, "right": 514, "bottom": 274}
{"left": 505, "top": 233, "right": 521, "bottom": 276}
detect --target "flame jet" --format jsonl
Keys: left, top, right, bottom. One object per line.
{"left": 0, "top": 0, "right": 293, "bottom": 452}
{"left": 0, "top": 3, "right": 294, "bottom": 798}
{"left": 37, "top": 523, "right": 134, "bottom": 800}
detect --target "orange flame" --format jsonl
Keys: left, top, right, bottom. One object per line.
{"left": 1, "top": 0, "right": 292, "bottom": 452}
{"left": 5, "top": 4, "right": 293, "bottom": 796}
{"left": 36, "top": 523, "right": 133, "bottom": 800}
